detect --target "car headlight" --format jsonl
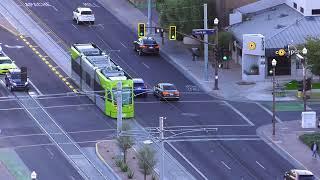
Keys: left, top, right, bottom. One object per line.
{"left": 25, "top": 81, "right": 29, "bottom": 86}
{"left": 12, "top": 82, "right": 17, "bottom": 86}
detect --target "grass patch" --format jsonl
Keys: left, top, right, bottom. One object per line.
{"left": 284, "top": 80, "right": 320, "bottom": 90}
{"left": 299, "top": 133, "right": 320, "bottom": 153}
{"left": 312, "top": 82, "right": 320, "bottom": 89}
{"left": 284, "top": 80, "right": 298, "bottom": 90}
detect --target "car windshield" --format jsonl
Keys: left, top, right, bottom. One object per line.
{"left": 0, "top": 59, "right": 12, "bottom": 64}
{"left": 112, "top": 88, "right": 133, "bottom": 105}
{"left": 143, "top": 39, "right": 157, "bottom": 45}
{"left": 134, "top": 83, "right": 144, "bottom": 87}
{"left": 11, "top": 73, "right": 21, "bottom": 79}
{"left": 298, "top": 175, "right": 315, "bottom": 180}
{"left": 163, "top": 85, "right": 176, "bottom": 90}
{"left": 81, "top": 11, "right": 92, "bottom": 15}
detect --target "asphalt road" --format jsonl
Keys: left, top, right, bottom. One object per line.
{"left": 11, "top": 0, "right": 295, "bottom": 179}
{"left": 0, "top": 26, "right": 117, "bottom": 179}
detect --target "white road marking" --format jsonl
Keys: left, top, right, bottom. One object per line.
{"left": 256, "top": 161, "right": 265, "bottom": 170}
{"left": 255, "top": 102, "right": 282, "bottom": 123}
{"left": 145, "top": 124, "right": 251, "bottom": 129}
{"left": 136, "top": 100, "right": 222, "bottom": 104}
{"left": 168, "top": 137, "right": 261, "bottom": 142}
{"left": 50, "top": 5, "right": 58, "bottom": 11}
{"left": 46, "top": 147, "right": 55, "bottom": 159}
{"left": 168, "top": 142, "right": 208, "bottom": 180}
{"left": 221, "top": 161, "right": 231, "bottom": 170}
{"left": 223, "top": 101, "right": 255, "bottom": 126}
{"left": 72, "top": 24, "right": 78, "bottom": 30}
{"left": 0, "top": 103, "right": 94, "bottom": 111}
{"left": 4, "top": 44, "right": 24, "bottom": 49}
{"left": 29, "top": 80, "right": 43, "bottom": 95}
{"left": 0, "top": 133, "right": 45, "bottom": 139}
{"left": 142, "top": 62, "right": 150, "bottom": 69}
{"left": 120, "top": 42, "right": 127, "bottom": 48}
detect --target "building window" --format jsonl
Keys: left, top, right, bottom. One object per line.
{"left": 300, "top": 7, "right": 304, "bottom": 13}
{"left": 293, "top": 2, "right": 297, "bottom": 9}
{"left": 312, "top": 9, "right": 320, "bottom": 15}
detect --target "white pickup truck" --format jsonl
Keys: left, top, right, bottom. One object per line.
{"left": 73, "top": 7, "right": 95, "bottom": 25}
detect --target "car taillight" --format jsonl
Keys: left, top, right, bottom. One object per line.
{"left": 174, "top": 91, "right": 180, "bottom": 96}
{"left": 155, "top": 45, "right": 160, "bottom": 48}
{"left": 162, "top": 92, "right": 169, "bottom": 96}
{"left": 140, "top": 45, "right": 146, "bottom": 48}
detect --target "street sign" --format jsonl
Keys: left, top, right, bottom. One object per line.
{"left": 192, "top": 29, "right": 215, "bottom": 35}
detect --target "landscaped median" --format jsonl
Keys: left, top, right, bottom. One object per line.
{"left": 299, "top": 133, "right": 320, "bottom": 154}
{"left": 96, "top": 140, "right": 159, "bottom": 180}
{"left": 285, "top": 80, "right": 320, "bottom": 100}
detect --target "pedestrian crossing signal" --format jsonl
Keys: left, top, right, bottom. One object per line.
{"left": 169, "top": 26, "right": 176, "bottom": 40}
{"left": 138, "top": 23, "right": 145, "bottom": 37}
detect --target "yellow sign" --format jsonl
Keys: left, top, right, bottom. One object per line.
{"left": 248, "top": 42, "right": 256, "bottom": 50}
{"left": 276, "top": 49, "right": 286, "bottom": 56}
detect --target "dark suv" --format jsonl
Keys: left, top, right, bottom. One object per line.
{"left": 5, "top": 69, "right": 29, "bottom": 91}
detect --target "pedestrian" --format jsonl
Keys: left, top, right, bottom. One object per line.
{"left": 311, "top": 142, "right": 318, "bottom": 159}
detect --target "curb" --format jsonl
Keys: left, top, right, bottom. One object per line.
{"left": 0, "top": 23, "right": 19, "bottom": 36}
{"left": 95, "top": 141, "right": 121, "bottom": 180}
{"left": 256, "top": 125, "right": 307, "bottom": 170}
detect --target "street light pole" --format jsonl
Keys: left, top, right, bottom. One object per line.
{"left": 302, "top": 47, "right": 308, "bottom": 112}
{"left": 203, "top": 4, "right": 209, "bottom": 81}
{"left": 159, "top": 116, "right": 165, "bottom": 180}
{"left": 147, "top": 0, "right": 152, "bottom": 35}
{"left": 116, "top": 81, "right": 122, "bottom": 138}
{"left": 213, "top": 18, "right": 219, "bottom": 90}
{"left": 272, "top": 59, "right": 277, "bottom": 136}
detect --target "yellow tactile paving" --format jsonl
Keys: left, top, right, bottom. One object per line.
{"left": 20, "top": 37, "right": 76, "bottom": 92}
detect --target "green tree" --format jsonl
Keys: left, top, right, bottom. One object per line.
{"left": 157, "top": 0, "right": 216, "bottom": 40}
{"left": 138, "top": 145, "right": 157, "bottom": 180}
{"left": 218, "top": 31, "right": 233, "bottom": 49}
{"left": 116, "top": 123, "right": 134, "bottom": 163}
{"left": 305, "top": 38, "right": 320, "bottom": 78}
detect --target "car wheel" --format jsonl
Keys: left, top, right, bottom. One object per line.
{"left": 138, "top": 50, "right": 143, "bottom": 56}
{"left": 9, "top": 86, "right": 13, "bottom": 92}
{"left": 91, "top": 21, "right": 95, "bottom": 25}
{"left": 76, "top": 18, "right": 80, "bottom": 25}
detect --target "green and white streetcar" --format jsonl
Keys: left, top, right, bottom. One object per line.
{"left": 71, "top": 43, "right": 134, "bottom": 118}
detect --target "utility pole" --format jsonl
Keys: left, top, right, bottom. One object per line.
{"left": 147, "top": 0, "right": 152, "bottom": 35}
{"left": 159, "top": 116, "right": 164, "bottom": 180}
{"left": 213, "top": 18, "right": 219, "bottom": 90}
{"left": 117, "top": 81, "right": 122, "bottom": 137}
{"left": 203, "top": 3, "right": 209, "bottom": 81}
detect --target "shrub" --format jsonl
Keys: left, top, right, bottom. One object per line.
{"left": 115, "top": 158, "right": 123, "bottom": 167}
{"left": 120, "top": 162, "right": 129, "bottom": 172}
{"left": 127, "top": 169, "right": 134, "bottom": 179}
{"left": 299, "top": 133, "right": 320, "bottom": 153}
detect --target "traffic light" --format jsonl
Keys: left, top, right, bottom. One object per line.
{"left": 138, "top": 23, "right": 145, "bottom": 37}
{"left": 169, "top": 26, "right": 176, "bottom": 40}
{"left": 221, "top": 48, "right": 230, "bottom": 61}
{"left": 213, "top": 47, "right": 220, "bottom": 61}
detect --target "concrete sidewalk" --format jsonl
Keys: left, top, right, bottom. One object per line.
{"left": 257, "top": 120, "right": 320, "bottom": 179}
{"left": 98, "top": 0, "right": 297, "bottom": 102}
